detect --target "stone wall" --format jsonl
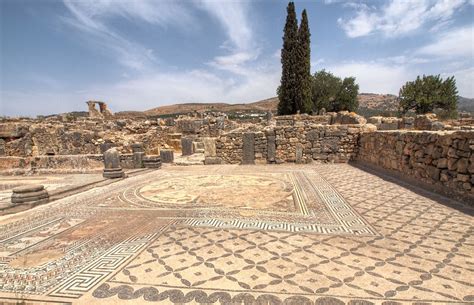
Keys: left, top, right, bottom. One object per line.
{"left": 275, "top": 124, "right": 370, "bottom": 163}
{"left": 216, "top": 115, "right": 374, "bottom": 164}
{"left": 0, "top": 118, "right": 169, "bottom": 157}
{"left": 357, "top": 130, "right": 474, "bottom": 201}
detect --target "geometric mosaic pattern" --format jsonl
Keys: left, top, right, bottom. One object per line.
{"left": 116, "top": 169, "right": 377, "bottom": 235}
{"left": 0, "top": 163, "right": 472, "bottom": 304}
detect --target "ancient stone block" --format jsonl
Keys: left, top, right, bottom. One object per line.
{"left": 103, "top": 147, "right": 125, "bottom": 179}
{"left": 242, "top": 132, "right": 255, "bottom": 165}
{"left": 181, "top": 137, "right": 194, "bottom": 156}
{"left": 133, "top": 152, "right": 145, "bottom": 168}
{"left": 267, "top": 135, "right": 276, "bottom": 163}
{"left": 142, "top": 156, "right": 161, "bottom": 169}
{"left": 306, "top": 130, "right": 319, "bottom": 142}
{"left": 202, "top": 138, "right": 216, "bottom": 157}
{"left": 131, "top": 143, "right": 144, "bottom": 153}
{"left": 100, "top": 142, "right": 115, "bottom": 154}
{"left": 160, "top": 149, "right": 174, "bottom": 163}
{"left": 11, "top": 184, "right": 48, "bottom": 205}
{"left": 457, "top": 158, "right": 469, "bottom": 174}
{"left": 0, "top": 139, "right": 4, "bottom": 156}
{"left": 204, "top": 157, "right": 222, "bottom": 165}
{"left": 295, "top": 144, "right": 304, "bottom": 164}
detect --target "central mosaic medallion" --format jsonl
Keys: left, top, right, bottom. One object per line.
{"left": 139, "top": 175, "right": 294, "bottom": 211}
{"left": 112, "top": 168, "right": 377, "bottom": 235}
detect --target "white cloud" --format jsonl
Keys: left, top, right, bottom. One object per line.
{"left": 338, "top": 0, "right": 471, "bottom": 38}
{"left": 327, "top": 61, "right": 417, "bottom": 94}
{"left": 417, "top": 24, "right": 474, "bottom": 58}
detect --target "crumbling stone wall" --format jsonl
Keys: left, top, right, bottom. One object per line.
{"left": 0, "top": 117, "right": 168, "bottom": 157}
{"left": 216, "top": 113, "right": 374, "bottom": 164}
{"left": 275, "top": 124, "right": 369, "bottom": 163}
{"left": 358, "top": 130, "right": 474, "bottom": 201}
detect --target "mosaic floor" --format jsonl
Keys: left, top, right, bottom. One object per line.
{"left": 0, "top": 164, "right": 472, "bottom": 304}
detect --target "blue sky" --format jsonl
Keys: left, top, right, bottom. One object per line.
{"left": 1, "top": 0, "right": 473, "bottom": 116}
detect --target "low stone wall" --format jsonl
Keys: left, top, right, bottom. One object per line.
{"left": 0, "top": 118, "right": 169, "bottom": 157}
{"left": 357, "top": 130, "right": 474, "bottom": 201}
{"left": 0, "top": 153, "right": 144, "bottom": 173}
{"left": 216, "top": 123, "right": 375, "bottom": 164}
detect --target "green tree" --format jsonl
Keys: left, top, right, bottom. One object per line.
{"left": 311, "top": 70, "right": 341, "bottom": 112}
{"left": 336, "top": 77, "right": 359, "bottom": 112}
{"left": 278, "top": 2, "right": 299, "bottom": 115}
{"left": 311, "top": 70, "right": 359, "bottom": 113}
{"left": 399, "top": 75, "right": 458, "bottom": 116}
{"left": 295, "top": 9, "right": 312, "bottom": 113}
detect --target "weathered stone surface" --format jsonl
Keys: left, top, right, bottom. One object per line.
{"left": 142, "top": 156, "right": 161, "bottom": 169}
{"left": 204, "top": 156, "right": 222, "bottom": 165}
{"left": 414, "top": 113, "right": 439, "bottom": 130}
{"left": 103, "top": 148, "right": 124, "bottom": 179}
{"left": 358, "top": 130, "right": 473, "bottom": 201}
{"left": 181, "top": 137, "right": 194, "bottom": 156}
{"left": 242, "top": 132, "right": 255, "bottom": 165}
{"left": 131, "top": 143, "right": 144, "bottom": 153}
{"left": 160, "top": 149, "right": 174, "bottom": 163}
{"left": 295, "top": 144, "right": 304, "bottom": 164}
{"left": 12, "top": 184, "right": 44, "bottom": 193}
{"left": 133, "top": 152, "right": 145, "bottom": 168}
{"left": 0, "top": 139, "right": 4, "bottom": 156}
{"left": 267, "top": 134, "right": 276, "bottom": 163}
{"left": 11, "top": 184, "right": 49, "bottom": 205}
{"left": 0, "top": 123, "right": 29, "bottom": 138}
{"left": 202, "top": 138, "right": 216, "bottom": 157}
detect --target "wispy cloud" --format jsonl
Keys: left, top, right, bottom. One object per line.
{"left": 337, "top": 0, "right": 471, "bottom": 38}
{"left": 61, "top": 0, "right": 195, "bottom": 71}
{"left": 197, "top": 0, "right": 261, "bottom": 74}
{"left": 416, "top": 24, "right": 474, "bottom": 58}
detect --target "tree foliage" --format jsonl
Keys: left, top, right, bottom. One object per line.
{"left": 295, "top": 9, "right": 312, "bottom": 114}
{"left": 399, "top": 75, "right": 458, "bottom": 116}
{"left": 278, "top": 2, "right": 299, "bottom": 115}
{"left": 311, "top": 70, "right": 359, "bottom": 113}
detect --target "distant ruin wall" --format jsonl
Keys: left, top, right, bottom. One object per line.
{"left": 0, "top": 153, "right": 149, "bottom": 174}
{"left": 357, "top": 130, "right": 474, "bottom": 201}
{"left": 0, "top": 119, "right": 168, "bottom": 157}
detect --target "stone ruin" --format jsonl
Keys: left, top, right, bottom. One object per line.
{"left": 0, "top": 108, "right": 472, "bottom": 202}
{"left": 87, "top": 101, "right": 114, "bottom": 119}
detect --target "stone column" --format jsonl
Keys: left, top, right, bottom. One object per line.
{"left": 242, "top": 132, "right": 255, "bottom": 165}
{"left": 160, "top": 149, "right": 174, "bottom": 163}
{"left": 103, "top": 147, "right": 125, "bottom": 179}
{"left": 143, "top": 156, "right": 161, "bottom": 169}
{"left": 11, "top": 184, "right": 49, "bottom": 207}
{"left": 131, "top": 143, "right": 145, "bottom": 169}
{"left": 181, "top": 137, "right": 193, "bottom": 156}
{"left": 266, "top": 130, "right": 276, "bottom": 163}
{"left": 296, "top": 143, "right": 304, "bottom": 164}
{"left": 0, "top": 139, "right": 5, "bottom": 156}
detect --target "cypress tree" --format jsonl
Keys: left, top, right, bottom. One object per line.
{"left": 296, "top": 9, "right": 312, "bottom": 113}
{"left": 278, "top": 2, "right": 298, "bottom": 115}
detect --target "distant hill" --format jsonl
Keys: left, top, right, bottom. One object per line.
{"left": 89, "top": 94, "right": 474, "bottom": 119}
{"left": 144, "top": 97, "right": 278, "bottom": 117}
{"left": 458, "top": 96, "right": 474, "bottom": 113}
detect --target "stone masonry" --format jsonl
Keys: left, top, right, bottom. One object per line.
{"left": 358, "top": 130, "right": 474, "bottom": 201}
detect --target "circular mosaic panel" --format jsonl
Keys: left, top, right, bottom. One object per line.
{"left": 138, "top": 174, "right": 294, "bottom": 210}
